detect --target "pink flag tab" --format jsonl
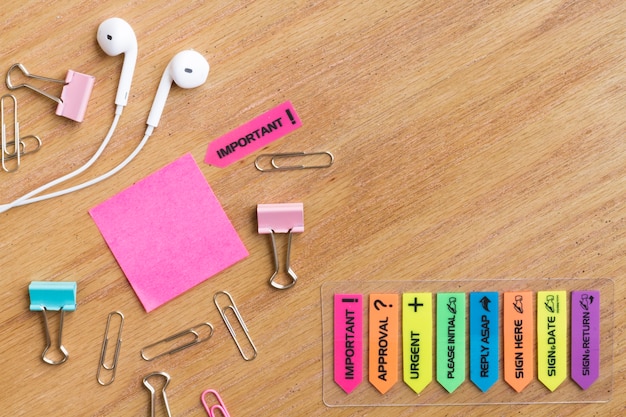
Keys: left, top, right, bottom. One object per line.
{"left": 571, "top": 291, "right": 600, "bottom": 390}
{"left": 205, "top": 101, "right": 302, "bottom": 167}
{"left": 334, "top": 294, "right": 363, "bottom": 394}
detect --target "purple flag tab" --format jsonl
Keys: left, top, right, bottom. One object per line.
{"left": 571, "top": 291, "right": 600, "bottom": 390}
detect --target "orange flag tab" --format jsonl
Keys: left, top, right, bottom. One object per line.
{"left": 503, "top": 291, "right": 534, "bottom": 392}
{"left": 368, "top": 293, "right": 399, "bottom": 394}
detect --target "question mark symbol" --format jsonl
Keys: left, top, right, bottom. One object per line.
{"left": 374, "top": 299, "right": 390, "bottom": 310}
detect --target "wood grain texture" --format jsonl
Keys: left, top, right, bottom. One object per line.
{"left": 1, "top": 1, "right": 625, "bottom": 415}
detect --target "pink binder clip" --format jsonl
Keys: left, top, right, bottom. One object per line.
{"left": 6, "top": 63, "right": 95, "bottom": 122}
{"left": 201, "top": 389, "right": 230, "bottom": 417}
{"left": 257, "top": 203, "right": 304, "bottom": 289}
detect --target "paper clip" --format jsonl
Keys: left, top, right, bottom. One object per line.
{"left": 1, "top": 94, "right": 43, "bottom": 172}
{"left": 28, "top": 281, "right": 77, "bottom": 365}
{"left": 201, "top": 389, "right": 230, "bottom": 417}
{"left": 254, "top": 151, "right": 334, "bottom": 172}
{"left": 1, "top": 94, "right": 20, "bottom": 172}
{"left": 6, "top": 63, "right": 95, "bottom": 122}
{"left": 143, "top": 371, "right": 172, "bottom": 417}
{"left": 140, "top": 322, "right": 214, "bottom": 361}
{"left": 257, "top": 203, "right": 304, "bottom": 289}
{"left": 97, "top": 311, "right": 124, "bottom": 386}
{"left": 214, "top": 291, "right": 257, "bottom": 361}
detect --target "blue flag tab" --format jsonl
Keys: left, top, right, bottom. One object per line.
{"left": 469, "top": 292, "right": 499, "bottom": 392}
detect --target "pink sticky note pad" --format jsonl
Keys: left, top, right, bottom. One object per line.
{"left": 204, "top": 101, "right": 302, "bottom": 168}
{"left": 89, "top": 153, "right": 248, "bottom": 312}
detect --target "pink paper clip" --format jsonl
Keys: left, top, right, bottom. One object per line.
{"left": 257, "top": 203, "right": 304, "bottom": 290}
{"left": 6, "top": 63, "right": 95, "bottom": 122}
{"left": 201, "top": 389, "right": 230, "bottom": 417}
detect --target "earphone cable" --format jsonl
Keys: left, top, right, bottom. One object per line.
{"left": 0, "top": 105, "right": 124, "bottom": 213}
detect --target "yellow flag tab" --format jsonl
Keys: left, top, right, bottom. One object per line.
{"left": 402, "top": 292, "right": 433, "bottom": 394}
{"left": 537, "top": 290, "right": 567, "bottom": 391}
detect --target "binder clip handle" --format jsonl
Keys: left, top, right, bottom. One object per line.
{"left": 6, "top": 63, "right": 66, "bottom": 104}
{"left": 40, "top": 308, "right": 70, "bottom": 365}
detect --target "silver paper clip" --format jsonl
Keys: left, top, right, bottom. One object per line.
{"left": 254, "top": 151, "right": 334, "bottom": 172}
{"left": 1, "top": 94, "right": 43, "bottom": 172}
{"left": 97, "top": 311, "right": 124, "bottom": 386}
{"left": 143, "top": 371, "right": 172, "bottom": 417}
{"left": 214, "top": 291, "right": 257, "bottom": 361}
{"left": 201, "top": 389, "right": 230, "bottom": 417}
{"left": 140, "top": 322, "right": 214, "bottom": 361}
{"left": 1, "top": 94, "right": 20, "bottom": 172}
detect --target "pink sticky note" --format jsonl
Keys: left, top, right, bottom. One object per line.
{"left": 89, "top": 153, "right": 248, "bottom": 312}
{"left": 204, "top": 101, "right": 302, "bottom": 168}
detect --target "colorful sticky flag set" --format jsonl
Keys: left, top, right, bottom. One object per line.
{"left": 332, "top": 289, "right": 601, "bottom": 396}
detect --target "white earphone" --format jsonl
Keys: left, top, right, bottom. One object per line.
{"left": 97, "top": 17, "right": 138, "bottom": 107}
{"left": 147, "top": 50, "right": 209, "bottom": 128}
{"left": 1, "top": 19, "right": 209, "bottom": 213}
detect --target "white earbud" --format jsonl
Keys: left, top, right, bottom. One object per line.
{"left": 146, "top": 50, "right": 209, "bottom": 128}
{"left": 97, "top": 17, "right": 138, "bottom": 107}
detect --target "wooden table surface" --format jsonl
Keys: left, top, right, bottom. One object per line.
{"left": 1, "top": 1, "right": 625, "bottom": 416}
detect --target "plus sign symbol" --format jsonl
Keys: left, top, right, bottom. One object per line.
{"left": 408, "top": 297, "right": 424, "bottom": 312}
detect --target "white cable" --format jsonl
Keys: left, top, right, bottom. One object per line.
{"left": 6, "top": 125, "right": 155, "bottom": 208}
{"left": 0, "top": 105, "right": 124, "bottom": 213}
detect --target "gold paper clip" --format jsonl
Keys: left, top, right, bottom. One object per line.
{"left": 214, "top": 291, "right": 257, "bottom": 361}
{"left": 97, "top": 311, "right": 124, "bottom": 386}
{"left": 254, "top": 151, "right": 334, "bottom": 172}
{"left": 143, "top": 371, "right": 172, "bottom": 417}
{"left": 201, "top": 389, "right": 230, "bottom": 417}
{"left": 140, "top": 322, "right": 214, "bottom": 361}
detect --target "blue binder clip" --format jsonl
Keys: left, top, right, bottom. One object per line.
{"left": 29, "top": 281, "right": 77, "bottom": 365}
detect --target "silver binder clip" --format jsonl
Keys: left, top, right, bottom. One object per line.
{"left": 214, "top": 291, "right": 257, "bottom": 360}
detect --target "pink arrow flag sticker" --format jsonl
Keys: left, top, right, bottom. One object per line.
{"left": 334, "top": 294, "right": 363, "bottom": 394}
{"left": 204, "top": 101, "right": 302, "bottom": 167}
